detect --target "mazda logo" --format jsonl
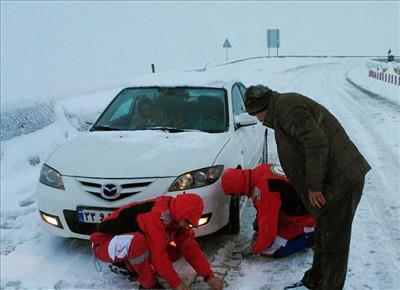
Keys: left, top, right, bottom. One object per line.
{"left": 100, "top": 183, "right": 121, "bottom": 200}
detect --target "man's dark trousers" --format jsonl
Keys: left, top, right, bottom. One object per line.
{"left": 301, "top": 178, "right": 365, "bottom": 290}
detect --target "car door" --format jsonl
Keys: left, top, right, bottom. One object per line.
{"left": 237, "top": 83, "right": 268, "bottom": 167}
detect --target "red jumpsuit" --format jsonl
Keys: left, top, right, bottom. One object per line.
{"left": 221, "top": 163, "right": 315, "bottom": 257}
{"left": 90, "top": 194, "right": 215, "bottom": 288}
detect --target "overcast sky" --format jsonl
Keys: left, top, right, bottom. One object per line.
{"left": 1, "top": 1, "right": 399, "bottom": 99}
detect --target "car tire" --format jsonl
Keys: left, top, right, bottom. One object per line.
{"left": 223, "top": 195, "right": 240, "bottom": 234}
{"left": 262, "top": 128, "right": 268, "bottom": 163}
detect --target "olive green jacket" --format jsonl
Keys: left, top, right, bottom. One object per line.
{"left": 262, "top": 91, "right": 371, "bottom": 216}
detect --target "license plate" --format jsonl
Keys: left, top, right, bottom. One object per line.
{"left": 77, "top": 208, "right": 113, "bottom": 224}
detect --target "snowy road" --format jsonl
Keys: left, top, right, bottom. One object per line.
{"left": 1, "top": 58, "right": 399, "bottom": 289}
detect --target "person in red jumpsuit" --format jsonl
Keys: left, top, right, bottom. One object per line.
{"left": 221, "top": 163, "right": 315, "bottom": 257}
{"left": 90, "top": 193, "right": 223, "bottom": 290}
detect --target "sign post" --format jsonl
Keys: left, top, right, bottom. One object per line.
{"left": 267, "top": 29, "right": 280, "bottom": 56}
{"left": 223, "top": 38, "right": 232, "bottom": 62}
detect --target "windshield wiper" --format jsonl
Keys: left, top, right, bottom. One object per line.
{"left": 146, "top": 126, "right": 190, "bottom": 133}
{"left": 91, "top": 125, "right": 121, "bottom": 131}
{"left": 201, "top": 129, "right": 222, "bottom": 133}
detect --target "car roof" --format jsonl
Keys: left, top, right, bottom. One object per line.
{"left": 123, "top": 72, "right": 242, "bottom": 90}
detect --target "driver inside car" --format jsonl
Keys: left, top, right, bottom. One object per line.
{"left": 130, "top": 96, "right": 157, "bottom": 130}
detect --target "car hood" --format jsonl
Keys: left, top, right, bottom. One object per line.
{"left": 47, "top": 130, "right": 230, "bottom": 178}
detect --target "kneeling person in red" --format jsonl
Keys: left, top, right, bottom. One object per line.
{"left": 90, "top": 193, "right": 223, "bottom": 290}
{"left": 221, "top": 164, "right": 315, "bottom": 258}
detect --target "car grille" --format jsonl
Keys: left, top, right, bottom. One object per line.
{"left": 75, "top": 177, "right": 155, "bottom": 201}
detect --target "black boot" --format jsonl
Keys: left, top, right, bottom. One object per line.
{"left": 139, "top": 280, "right": 165, "bottom": 289}
{"left": 108, "top": 262, "right": 138, "bottom": 281}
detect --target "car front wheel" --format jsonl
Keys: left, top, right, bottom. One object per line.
{"left": 223, "top": 195, "right": 240, "bottom": 234}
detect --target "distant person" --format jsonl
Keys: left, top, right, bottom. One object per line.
{"left": 91, "top": 193, "right": 223, "bottom": 290}
{"left": 221, "top": 163, "right": 315, "bottom": 258}
{"left": 387, "top": 49, "right": 394, "bottom": 62}
{"left": 244, "top": 85, "right": 371, "bottom": 290}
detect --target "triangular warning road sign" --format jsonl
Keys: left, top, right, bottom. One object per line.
{"left": 223, "top": 38, "right": 232, "bottom": 48}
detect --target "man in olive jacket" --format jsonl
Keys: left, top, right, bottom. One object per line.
{"left": 244, "top": 85, "right": 371, "bottom": 290}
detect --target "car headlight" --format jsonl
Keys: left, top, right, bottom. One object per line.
{"left": 169, "top": 165, "right": 224, "bottom": 191}
{"left": 39, "top": 164, "right": 65, "bottom": 190}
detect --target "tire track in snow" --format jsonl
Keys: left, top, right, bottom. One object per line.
{"left": 345, "top": 72, "right": 400, "bottom": 112}
{"left": 189, "top": 197, "right": 253, "bottom": 289}
{"left": 333, "top": 75, "right": 400, "bottom": 275}
{"left": 328, "top": 66, "right": 399, "bottom": 171}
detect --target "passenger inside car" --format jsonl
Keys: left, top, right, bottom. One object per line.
{"left": 157, "top": 89, "right": 189, "bottom": 129}
{"left": 196, "top": 97, "right": 226, "bottom": 132}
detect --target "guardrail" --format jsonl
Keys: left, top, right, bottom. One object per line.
{"left": 369, "top": 70, "right": 400, "bottom": 86}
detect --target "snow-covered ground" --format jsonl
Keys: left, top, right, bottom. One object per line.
{"left": 1, "top": 57, "right": 399, "bottom": 289}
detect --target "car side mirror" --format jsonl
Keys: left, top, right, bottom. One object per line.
{"left": 234, "top": 113, "right": 258, "bottom": 128}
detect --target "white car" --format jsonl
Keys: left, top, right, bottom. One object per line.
{"left": 36, "top": 81, "right": 267, "bottom": 239}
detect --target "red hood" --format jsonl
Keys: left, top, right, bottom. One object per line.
{"left": 221, "top": 168, "right": 251, "bottom": 196}
{"left": 169, "top": 193, "right": 204, "bottom": 226}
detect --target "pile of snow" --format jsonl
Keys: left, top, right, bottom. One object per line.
{"left": 1, "top": 100, "right": 55, "bottom": 141}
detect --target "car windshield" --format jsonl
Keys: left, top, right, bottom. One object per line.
{"left": 92, "top": 87, "right": 228, "bottom": 133}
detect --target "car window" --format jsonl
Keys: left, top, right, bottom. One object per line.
{"left": 93, "top": 87, "right": 228, "bottom": 133}
{"left": 238, "top": 83, "right": 247, "bottom": 99}
{"left": 109, "top": 98, "right": 133, "bottom": 122}
{"left": 232, "top": 84, "right": 246, "bottom": 116}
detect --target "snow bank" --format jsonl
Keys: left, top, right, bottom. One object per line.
{"left": 0, "top": 101, "right": 55, "bottom": 141}
{"left": 346, "top": 61, "right": 400, "bottom": 107}
{"left": 0, "top": 87, "right": 120, "bottom": 141}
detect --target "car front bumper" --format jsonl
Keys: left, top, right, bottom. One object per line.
{"left": 36, "top": 175, "right": 230, "bottom": 239}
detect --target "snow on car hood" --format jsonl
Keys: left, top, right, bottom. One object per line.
{"left": 46, "top": 130, "right": 230, "bottom": 178}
